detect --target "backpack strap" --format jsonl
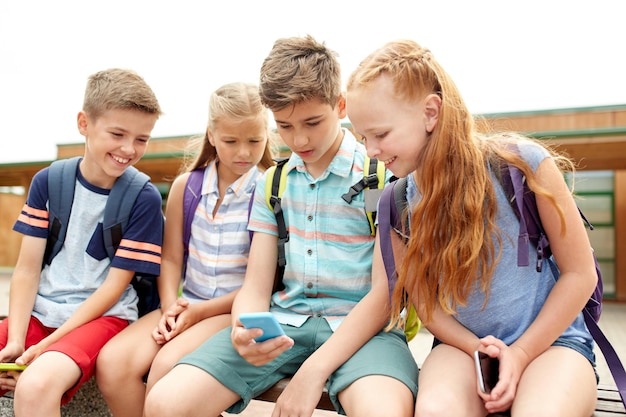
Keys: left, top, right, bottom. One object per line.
{"left": 182, "top": 168, "right": 205, "bottom": 270}
{"left": 342, "top": 156, "right": 385, "bottom": 236}
{"left": 103, "top": 166, "right": 150, "bottom": 260}
{"left": 499, "top": 156, "right": 626, "bottom": 404}
{"left": 377, "top": 177, "right": 420, "bottom": 341}
{"left": 584, "top": 311, "right": 626, "bottom": 405}
{"left": 44, "top": 157, "right": 82, "bottom": 265}
{"left": 378, "top": 177, "right": 408, "bottom": 296}
{"left": 263, "top": 159, "right": 289, "bottom": 292}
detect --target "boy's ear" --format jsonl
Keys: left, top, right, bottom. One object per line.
{"left": 423, "top": 94, "right": 441, "bottom": 133}
{"left": 336, "top": 94, "right": 347, "bottom": 119}
{"left": 77, "top": 111, "right": 89, "bottom": 135}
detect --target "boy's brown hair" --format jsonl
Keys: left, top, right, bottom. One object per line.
{"left": 259, "top": 34, "right": 341, "bottom": 112}
{"left": 82, "top": 68, "right": 162, "bottom": 120}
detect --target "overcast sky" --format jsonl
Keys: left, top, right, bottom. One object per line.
{"left": 1, "top": 0, "right": 624, "bottom": 164}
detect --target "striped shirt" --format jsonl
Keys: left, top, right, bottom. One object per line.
{"left": 13, "top": 164, "right": 163, "bottom": 326}
{"left": 182, "top": 160, "right": 262, "bottom": 303}
{"left": 248, "top": 130, "right": 389, "bottom": 330}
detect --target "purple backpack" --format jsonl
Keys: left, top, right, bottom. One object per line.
{"left": 182, "top": 168, "right": 205, "bottom": 272}
{"left": 378, "top": 166, "right": 626, "bottom": 406}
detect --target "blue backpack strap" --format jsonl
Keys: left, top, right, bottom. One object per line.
{"left": 182, "top": 168, "right": 205, "bottom": 269}
{"left": 44, "top": 156, "right": 82, "bottom": 265}
{"left": 103, "top": 165, "right": 150, "bottom": 260}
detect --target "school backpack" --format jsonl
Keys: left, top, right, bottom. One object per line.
{"left": 377, "top": 166, "right": 626, "bottom": 406}
{"left": 44, "top": 156, "right": 161, "bottom": 317}
{"left": 182, "top": 167, "right": 206, "bottom": 273}
{"left": 263, "top": 156, "right": 386, "bottom": 293}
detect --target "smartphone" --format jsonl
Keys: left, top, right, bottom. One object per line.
{"left": 239, "top": 312, "right": 286, "bottom": 342}
{"left": 473, "top": 351, "right": 499, "bottom": 394}
{"left": 0, "top": 363, "right": 27, "bottom": 372}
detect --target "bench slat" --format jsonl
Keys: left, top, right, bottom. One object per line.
{"left": 255, "top": 380, "right": 626, "bottom": 416}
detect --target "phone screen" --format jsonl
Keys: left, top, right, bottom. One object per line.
{"left": 474, "top": 351, "right": 499, "bottom": 394}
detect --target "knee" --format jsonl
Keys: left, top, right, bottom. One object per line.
{"left": 144, "top": 384, "right": 178, "bottom": 417}
{"left": 415, "top": 393, "right": 457, "bottom": 417}
{"left": 14, "top": 371, "right": 56, "bottom": 404}
{"left": 149, "top": 349, "right": 177, "bottom": 381}
{"left": 96, "top": 343, "right": 146, "bottom": 392}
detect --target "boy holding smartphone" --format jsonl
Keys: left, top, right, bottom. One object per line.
{"left": 145, "top": 35, "right": 419, "bottom": 417}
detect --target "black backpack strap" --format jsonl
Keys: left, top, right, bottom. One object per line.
{"left": 341, "top": 157, "right": 380, "bottom": 204}
{"left": 44, "top": 157, "right": 81, "bottom": 265}
{"left": 270, "top": 159, "right": 289, "bottom": 292}
{"left": 103, "top": 165, "right": 150, "bottom": 260}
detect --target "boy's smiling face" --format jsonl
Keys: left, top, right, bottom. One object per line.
{"left": 78, "top": 108, "right": 157, "bottom": 188}
{"left": 272, "top": 96, "right": 346, "bottom": 178}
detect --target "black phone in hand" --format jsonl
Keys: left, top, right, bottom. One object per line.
{"left": 474, "top": 351, "right": 499, "bottom": 394}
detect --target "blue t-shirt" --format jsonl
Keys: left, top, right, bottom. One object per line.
{"left": 406, "top": 140, "right": 592, "bottom": 346}
{"left": 13, "top": 163, "right": 164, "bottom": 326}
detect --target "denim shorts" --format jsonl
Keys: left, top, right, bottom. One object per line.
{"left": 433, "top": 336, "right": 598, "bottom": 382}
{"left": 553, "top": 336, "right": 598, "bottom": 382}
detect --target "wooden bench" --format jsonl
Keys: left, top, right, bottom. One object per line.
{"left": 1, "top": 377, "right": 623, "bottom": 416}
{"left": 255, "top": 380, "right": 626, "bottom": 417}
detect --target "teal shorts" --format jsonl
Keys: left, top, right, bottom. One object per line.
{"left": 178, "top": 317, "right": 418, "bottom": 415}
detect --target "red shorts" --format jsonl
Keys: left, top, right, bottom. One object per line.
{"left": 0, "top": 315, "right": 128, "bottom": 404}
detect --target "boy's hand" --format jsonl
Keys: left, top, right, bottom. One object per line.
{"left": 0, "top": 370, "right": 21, "bottom": 391}
{"left": 273, "top": 368, "right": 325, "bottom": 417}
{"left": 231, "top": 321, "right": 293, "bottom": 366}
{"left": 17, "top": 342, "right": 44, "bottom": 366}
{"left": 0, "top": 341, "right": 24, "bottom": 364}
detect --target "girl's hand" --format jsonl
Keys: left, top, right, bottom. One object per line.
{"left": 478, "top": 335, "right": 529, "bottom": 413}
{"left": 231, "top": 320, "right": 293, "bottom": 366}
{"left": 152, "top": 298, "right": 190, "bottom": 344}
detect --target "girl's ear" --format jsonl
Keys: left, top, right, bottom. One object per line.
{"left": 423, "top": 94, "right": 442, "bottom": 133}
{"left": 206, "top": 128, "right": 215, "bottom": 146}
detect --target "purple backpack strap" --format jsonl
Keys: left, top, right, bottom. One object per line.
{"left": 585, "top": 311, "right": 626, "bottom": 405}
{"left": 182, "top": 168, "right": 205, "bottom": 268}
{"left": 378, "top": 178, "right": 409, "bottom": 299}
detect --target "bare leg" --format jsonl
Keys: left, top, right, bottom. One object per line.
{"left": 511, "top": 346, "right": 596, "bottom": 417}
{"left": 415, "top": 344, "right": 486, "bottom": 417}
{"left": 96, "top": 310, "right": 161, "bottom": 417}
{"left": 14, "top": 351, "right": 81, "bottom": 417}
{"left": 145, "top": 314, "right": 231, "bottom": 392}
{"left": 144, "top": 363, "right": 239, "bottom": 417}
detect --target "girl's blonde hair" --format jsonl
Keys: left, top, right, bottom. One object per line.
{"left": 180, "top": 82, "right": 275, "bottom": 174}
{"left": 348, "top": 40, "right": 575, "bottom": 326}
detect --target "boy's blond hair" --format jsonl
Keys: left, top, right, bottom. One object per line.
{"left": 259, "top": 34, "right": 341, "bottom": 111}
{"left": 82, "top": 68, "right": 162, "bottom": 120}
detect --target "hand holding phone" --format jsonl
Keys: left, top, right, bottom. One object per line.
{"left": 239, "top": 312, "right": 286, "bottom": 342}
{"left": 473, "top": 350, "right": 499, "bottom": 394}
{"left": 0, "top": 363, "right": 27, "bottom": 372}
